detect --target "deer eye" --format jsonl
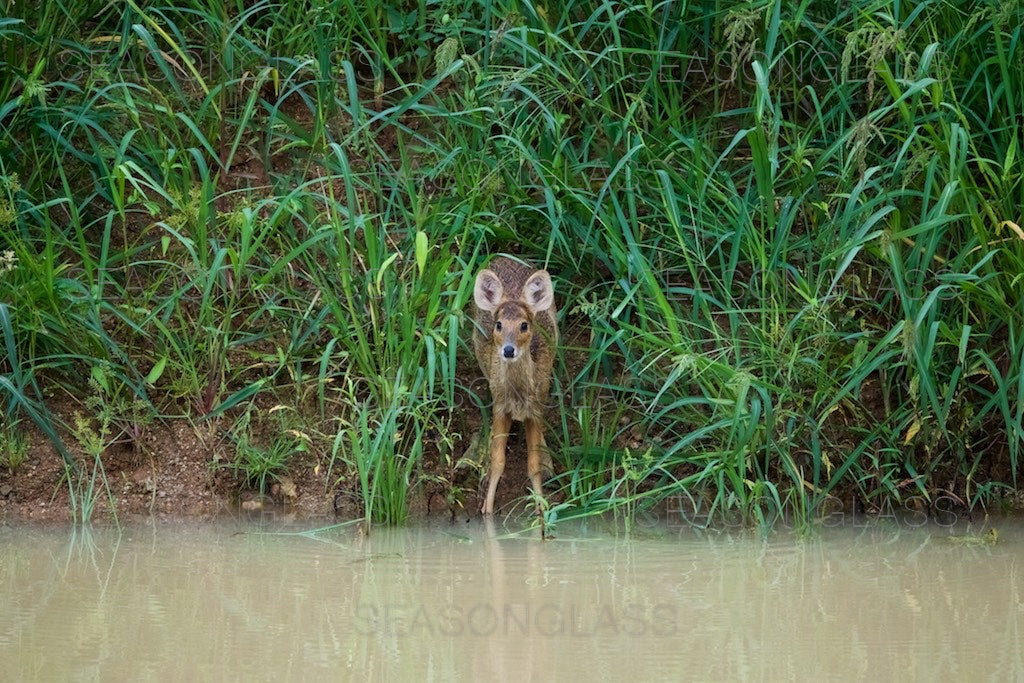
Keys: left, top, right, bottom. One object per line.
{"left": 495, "top": 321, "right": 502, "bottom": 331}
{"left": 520, "top": 322, "right": 529, "bottom": 332}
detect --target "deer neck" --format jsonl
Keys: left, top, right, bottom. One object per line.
{"left": 492, "top": 355, "right": 535, "bottom": 421}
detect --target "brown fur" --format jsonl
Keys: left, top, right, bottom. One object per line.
{"left": 472, "top": 257, "right": 558, "bottom": 515}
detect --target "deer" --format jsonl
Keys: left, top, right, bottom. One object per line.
{"left": 472, "top": 257, "right": 558, "bottom": 516}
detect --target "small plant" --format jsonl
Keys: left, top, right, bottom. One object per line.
{"left": 65, "top": 412, "right": 118, "bottom": 526}
{"left": 615, "top": 446, "right": 655, "bottom": 531}
{"left": 221, "top": 408, "right": 302, "bottom": 495}
{"left": 1, "top": 423, "right": 28, "bottom": 471}
{"left": 385, "top": 0, "right": 473, "bottom": 77}
{"left": 85, "top": 365, "right": 153, "bottom": 455}
{"left": 420, "top": 415, "right": 479, "bottom": 518}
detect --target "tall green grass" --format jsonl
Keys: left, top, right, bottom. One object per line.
{"left": 0, "top": 0, "right": 1021, "bottom": 528}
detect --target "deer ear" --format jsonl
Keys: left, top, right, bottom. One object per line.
{"left": 522, "top": 270, "right": 554, "bottom": 312}
{"left": 474, "top": 269, "right": 504, "bottom": 312}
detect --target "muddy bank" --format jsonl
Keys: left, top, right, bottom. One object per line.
{"left": 0, "top": 399, "right": 545, "bottom": 524}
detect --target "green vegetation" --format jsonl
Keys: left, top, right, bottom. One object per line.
{"left": 1, "top": 420, "right": 28, "bottom": 471}
{"left": 0, "top": 0, "right": 1021, "bottom": 528}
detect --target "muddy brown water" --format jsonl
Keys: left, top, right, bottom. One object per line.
{"left": 2, "top": 519, "right": 1022, "bottom": 680}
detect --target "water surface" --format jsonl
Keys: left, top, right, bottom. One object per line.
{"left": 1, "top": 520, "right": 1021, "bottom": 680}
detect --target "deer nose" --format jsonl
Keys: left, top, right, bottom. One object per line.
{"left": 502, "top": 344, "right": 516, "bottom": 359}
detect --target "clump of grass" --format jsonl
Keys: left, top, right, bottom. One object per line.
{"left": 65, "top": 412, "right": 118, "bottom": 526}
{"left": 329, "top": 367, "right": 439, "bottom": 527}
{"left": 1, "top": 423, "right": 28, "bottom": 471}
{"left": 220, "top": 406, "right": 304, "bottom": 496}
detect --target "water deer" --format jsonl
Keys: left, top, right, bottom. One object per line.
{"left": 472, "top": 257, "right": 558, "bottom": 515}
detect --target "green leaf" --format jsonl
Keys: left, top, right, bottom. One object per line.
{"left": 146, "top": 355, "right": 167, "bottom": 385}
{"left": 415, "top": 230, "right": 428, "bottom": 276}
{"left": 376, "top": 252, "right": 400, "bottom": 293}
{"left": 90, "top": 365, "right": 109, "bottom": 393}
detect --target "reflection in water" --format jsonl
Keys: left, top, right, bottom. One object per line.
{"left": 1, "top": 521, "right": 1022, "bottom": 679}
